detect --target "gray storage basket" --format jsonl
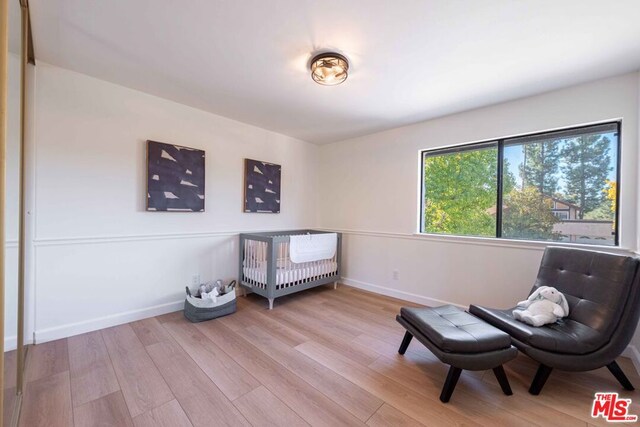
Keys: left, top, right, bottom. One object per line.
{"left": 184, "top": 283, "right": 237, "bottom": 323}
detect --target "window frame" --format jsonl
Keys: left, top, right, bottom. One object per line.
{"left": 419, "top": 121, "right": 622, "bottom": 246}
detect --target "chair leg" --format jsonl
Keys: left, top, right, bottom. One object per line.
{"left": 529, "top": 364, "right": 553, "bottom": 395}
{"left": 440, "top": 366, "right": 462, "bottom": 403}
{"left": 398, "top": 331, "right": 413, "bottom": 355}
{"left": 607, "top": 361, "right": 635, "bottom": 391}
{"left": 492, "top": 366, "right": 513, "bottom": 396}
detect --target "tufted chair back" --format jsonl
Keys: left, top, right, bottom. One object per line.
{"left": 532, "top": 247, "right": 639, "bottom": 338}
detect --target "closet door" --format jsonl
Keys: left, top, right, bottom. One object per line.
{"left": 2, "top": 1, "right": 31, "bottom": 424}
{"left": 1, "top": 0, "right": 18, "bottom": 425}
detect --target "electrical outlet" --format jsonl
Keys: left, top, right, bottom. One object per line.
{"left": 392, "top": 270, "right": 399, "bottom": 280}
{"left": 192, "top": 274, "right": 201, "bottom": 286}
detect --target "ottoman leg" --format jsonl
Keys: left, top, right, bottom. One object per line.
{"left": 440, "top": 366, "right": 462, "bottom": 403}
{"left": 398, "top": 331, "right": 413, "bottom": 355}
{"left": 492, "top": 366, "right": 513, "bottom": 396}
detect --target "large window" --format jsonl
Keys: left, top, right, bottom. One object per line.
{"left": 420, "top": 122, "right": 620, "bottom": 246}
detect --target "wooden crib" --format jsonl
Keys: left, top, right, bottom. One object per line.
{"left": 238, "top": 230, "right": 342, "bottom": 309}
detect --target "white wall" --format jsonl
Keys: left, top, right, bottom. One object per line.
{"left": 318, "top": 72, "right": 639, "bottom": 316}
{"left": 31, "top": 63, "right": 319, "bottom": 342}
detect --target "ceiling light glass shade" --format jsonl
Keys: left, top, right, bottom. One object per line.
{"left": 310, "top": 53, "right": 349, "bottom": 86}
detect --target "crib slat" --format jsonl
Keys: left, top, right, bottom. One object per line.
{"left": 288, "top": 242, "right": 292, "bottom": 271}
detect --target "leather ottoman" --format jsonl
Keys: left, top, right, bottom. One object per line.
{"left": 396, "top": 305, "right": 518, "bottom": 402}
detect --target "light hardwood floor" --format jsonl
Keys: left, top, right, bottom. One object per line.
{"left": 17, "top": 285, "right": 640, "bottom": 426}
{"left": 4, "top": 350, "right": 18, "bottom": 427}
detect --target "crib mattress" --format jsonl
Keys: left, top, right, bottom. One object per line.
{"left": 243, "top": 260, "right": 338, "bottom": 287}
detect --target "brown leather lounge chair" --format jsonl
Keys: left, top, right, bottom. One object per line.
{"left": 469, "top": 247, "right": 640, "bottom": 395}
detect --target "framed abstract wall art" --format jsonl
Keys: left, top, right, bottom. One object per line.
{"left": 146, "top": 140, "right": 205, "bottom": 212}
{"left": 244, "top": 159, "right": 281, "bottom": 213}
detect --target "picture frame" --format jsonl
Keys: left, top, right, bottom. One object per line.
{"left": 146, "top": 140, "right": 205, "bottom": 212}
{"left": 243, "top": 158, "right": 281, "bottom": 213}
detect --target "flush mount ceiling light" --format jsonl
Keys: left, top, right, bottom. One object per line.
{"left": 310, "top": 52, "right": 349, "bottom": 86}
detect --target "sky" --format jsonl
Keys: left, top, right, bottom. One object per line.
{"left": 503, "top": 132, "right": 618, "bottom": 195}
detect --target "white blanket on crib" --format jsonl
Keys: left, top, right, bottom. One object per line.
{"left": 289, "top": 233, "right": 337, "bottom": 263}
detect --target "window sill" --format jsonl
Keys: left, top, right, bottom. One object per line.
{"left": 412, "top": 232, "right": 633, "bottom": 254}
{"left": 319, "top": 228, "right": 634, "bottom": 254}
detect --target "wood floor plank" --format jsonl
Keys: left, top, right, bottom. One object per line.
{"left": 481, "top": 358, "right": 638, "bottom": 427}
{"left": 155, "top": 311, "right": 184, "bottom": 324}
{"left": 73, "top": 391, "right": 133, "bottom": 427}
{"left": 133, "top": 400, "right": 193, "bottom": 427}
{"left": 267, "top": 305, "right": 380, "bottom": 366}
{"left": 145, "top": 339, "right": 251, "bottom": 427}
{"left": 316, "top": 300, "right": 405, "bottom": 343}
{"left": 101, "top": 324, "right": 174, "bottom": 417}
{"left": 26, "top": 339, "right": 70, "bottom": 383}
{"left": 590, "top": 357, "right": 639, "bottom": 382}
{"left": 353, "top": 333, "right": 437, "bottom": 363}
{"left": 217, "top": 298, "right": 261, "bottom": 331}
{"left": 233, "top": 385, "right": 310, "bottom": 427}
{"left": 295, "top": 340, "right": 481, "bottom": 427}
{"left": 366, "top": 404, "right": 424, "bottom": 427}
{"left": 235, "top": 293, "right": 266, "bottom": 310}
{"left": 4, "top": 350, "right": 17, "bottom": 389}
{"left": 219, "top": 306, "right": 310, "bottom": 346}
{"left": 543, "top": 360, "right": 640, "bottom": 392}
{"left": 368, "top": 355, "right": 577, "bottom": 426}
{"left": 615, "top": 357, "right": 640, "bottom": 382}
{"left": 237, "top": 325, "right": 383, "bottom": 421}
{"left": 19, "top": 371, "right": 73, "bottom": 427}
{"left": 4, "top": 387, "right": 17, "bottom": 427}
{"left": 162, "top": 320, "right": 261, "bottom": 400}
{"left": 335, "top": 286, "right": 422, "bottom": 313}
{"left": 352, "top": 333, "right": 485, "bottom": 380}
{"left": 130, "top": 317, "right": 172, "bottom": 346}
{"left": 195, "top": 320, "right": 366, "bottom": 427}
{"left": 68, "top": 330, "right": 121, "bottom": 407}
{"left": 355, "top": 338, "right": 583, "bottom": 426}
{"left": 269, "top": 302, "right": 360, "bottom": 340}
{"left": 285, "top": 299, "right": 367, "bottom": 338}
{"left": 239, "top": 286, "right": 330, "bottom": 311}
{"left": 319, "top": 296, "right": 408, "bottom": 332}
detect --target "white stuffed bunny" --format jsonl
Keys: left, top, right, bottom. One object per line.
{"left": 513, "top": 286, "right": 569, "bottom": 327}
{"left": 200, "top": 287, "right": 219, "bottom": 302}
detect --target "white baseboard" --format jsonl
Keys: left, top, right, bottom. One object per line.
{"left": 4, "top": 336, "right": 17, "bottom": 352}
{"left": 33, "top": 300, "right": 184, "bottom": 344}
{"left": 342, "top": 276, "right": 640, "bottom": 376}
{"left": 622, "top": 344, "right": 640, "bottom": 376}
{"left": 340, "top": 277, "right": 466, "bottom": 309}
{"left": 4, "top": 335, "right": 35, "bottom": 352}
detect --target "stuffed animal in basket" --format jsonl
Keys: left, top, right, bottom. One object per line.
{"left": 513, "top": 286, "right": 569, "bottom": 327}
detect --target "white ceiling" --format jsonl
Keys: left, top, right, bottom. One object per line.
{"left": 28, "top": 0, "right": 640, "bottom": 144}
